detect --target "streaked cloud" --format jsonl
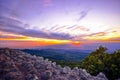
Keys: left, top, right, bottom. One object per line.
{"left": 89, "top": 32, "right": 106, "bottom": 37}
{"left": 0, "top": 15, "right": 72, "bottom": 40}
{"left": 77, "top": 9, "right": 90, "bottom": 21}
{"left": 0, "top": 0, "right": 120, "bottom": 49}
{"left": 0, "top": 14, "right": 120, "bottom": 42}
{"left": 82, "top": 29, "right": 120, "bottom": 42}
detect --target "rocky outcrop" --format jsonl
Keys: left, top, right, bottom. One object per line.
{"left": 0, "top": 48, "right": 108, "bottom": 80}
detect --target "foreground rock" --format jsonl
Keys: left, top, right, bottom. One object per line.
{"left": 0, "top": 48, "right": 108, "bottom": 80}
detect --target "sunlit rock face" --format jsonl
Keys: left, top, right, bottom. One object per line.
{"left": 0, "top": 48, "right": 108, "bottom": 80}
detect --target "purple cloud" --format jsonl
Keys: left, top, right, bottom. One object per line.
{"left": 0, "top": 15, "right": 72, "bottom": 40}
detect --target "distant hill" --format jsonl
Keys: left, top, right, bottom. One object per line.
{"left": 21, "top": 49, "right": 91, "bottom": 61}
{"left": 33, "top": 43, "right": 120, "bottom": 52}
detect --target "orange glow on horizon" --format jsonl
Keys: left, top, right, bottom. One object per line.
{"left": 0, "top": 33, "right": 72, "bottom": 48}
{"left": 0, "top": 29, "right": 120, "bottom": 49}
{"left": 0, "top": 32, "right": 72, "bottom": 45}
{"left": 73, "top": 41, "right": 80, "bottom": 45}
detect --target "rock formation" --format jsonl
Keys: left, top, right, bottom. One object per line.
{"left": 0, "top": 48, "right": 108, "bottom": 80}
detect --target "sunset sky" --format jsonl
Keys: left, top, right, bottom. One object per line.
{"left": 0, "top": 0, "right": 120, "bottom": 50}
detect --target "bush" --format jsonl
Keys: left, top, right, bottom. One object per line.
{"left": 80, "top": 46, "right": 120, "bottom": 80}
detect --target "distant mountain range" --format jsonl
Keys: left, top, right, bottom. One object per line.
{"left": 33, "top": 43, "right": 120, "bottom": 52}
{"left": 21, "top": 49, "right": 91, "bottom": 61}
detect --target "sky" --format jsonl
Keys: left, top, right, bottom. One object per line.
{"left": 0, "top": 0, "right": 120, "bottom": 51}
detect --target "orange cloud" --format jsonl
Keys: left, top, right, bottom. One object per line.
{"left": 91, "top": 32, "right": 106, "bottom": 37}
{"left": 72, "top": 26, "right": 89, "bottom": 31}
{"left": 84, "top": 32, "right": 120, "bottom": 42}
{"left": 0, "top": 41, "right": 56, "bottom": 48}
{"left": 0, "top": 32, "right": 72, "bottom": 48}
{"left": 0, "top": 36, "right": 71, "bottom": 44}
{"left": 0, "top": 32, "right": 2, "bottom": 36}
